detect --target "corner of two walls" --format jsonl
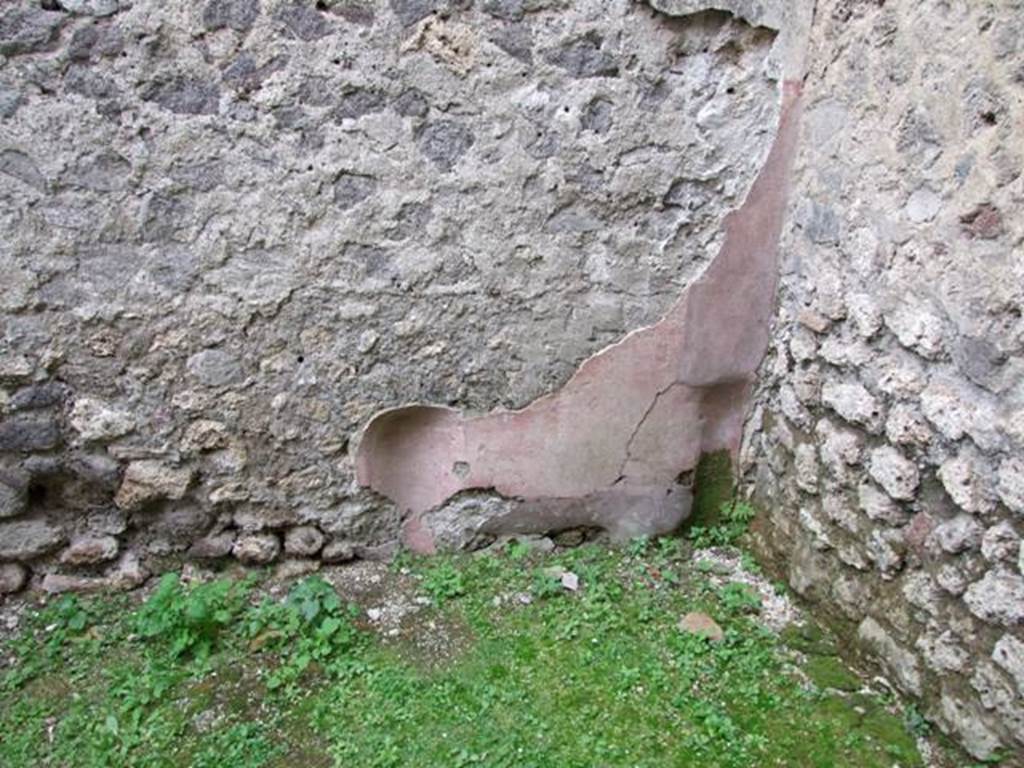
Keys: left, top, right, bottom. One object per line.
{"left": 3, "top": 0, "right": 1020, "bottom": 761}
{"left": 355, "top": 0, "right": 808, "bottom": 552}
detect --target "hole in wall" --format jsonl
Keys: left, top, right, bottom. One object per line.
{"left": 27, "top": 481, "right": 49, "bottom": 508}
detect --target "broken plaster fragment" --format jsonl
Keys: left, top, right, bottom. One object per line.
{"left": 356, "top": 84, "right": 804, "bottom": 552}
{"left": 645, "top": 0, "right": 783, "bottom": 30}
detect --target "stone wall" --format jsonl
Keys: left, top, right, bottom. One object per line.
{"left": 1, "top": 0, "right": 786, "bottom": 590}
{"left": 744, "top": 0, "right": 1024, "bottom": 759}
{"left": 3, "top": 0, "right": 1021, "bottom": 760}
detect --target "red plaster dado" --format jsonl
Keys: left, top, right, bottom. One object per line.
{"left": 357, "top": 81, "right": 804, "bottom": 553}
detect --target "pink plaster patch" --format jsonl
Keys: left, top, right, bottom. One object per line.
{"left": 357, "top": 82, "right": 804, "bottom": 552}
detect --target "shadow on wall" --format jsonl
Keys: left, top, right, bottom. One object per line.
{"left": 356, "top": 67, "right": 804, "bottom": 552}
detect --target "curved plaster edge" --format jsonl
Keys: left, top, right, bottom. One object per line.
{"left": 356, "top": 66, "right": 808, "bottom": 554}
{"left": 644, "top": 0, "right": 813, "bottom": 82}
{"left": 645, "top": 0, "right": 785, "bottom": 32}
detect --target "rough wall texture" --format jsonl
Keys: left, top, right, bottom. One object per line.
{"left": 356, "top": 76, "right": 802, "bottom": 552}
{"left": 744, "top": 0, "right": 1024, "bottom": 759}
{"left": 3, "top": 0, "right": 1021, "bottom": 761}
{"left": 0, "top": 0, "right": 786, "bottom": 588}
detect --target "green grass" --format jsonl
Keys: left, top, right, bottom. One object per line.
{"left": 0, "top": 541, "right": 930, "bottom": 768}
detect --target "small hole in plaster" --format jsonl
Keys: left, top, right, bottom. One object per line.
{"left": 296, "top": 355, "right": 305, "bottom": 363}
{"left": 726, "top": 86, "right": 735, "bottom": 95}
{"left": 676, "top": 469, "right": 695, "bottom": 488}
{"left": 981, "top": 111, "right": 997, "bottom": 126}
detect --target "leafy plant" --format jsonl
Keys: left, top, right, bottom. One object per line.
{"left": 654, "top": 536, "right": 682, "bottom": 562}
{"left": 739, "top": 552, "right": 762, "bottom": 575}
{"left": 135, "top": 573, "right": 247, "bottom": 661}
{"left": 1, "top": 594, "right": 93, "bottom": 693}
{"left": 192, "top": 722, "right": 279, "bottom": 768}
{"left": 390, "top": 548, "right": 415, "bottom": 573}
{"left": 50, "top": 594, "right": 90, "bottom": 634}
{"left": 420, "top": 560, "right": 466, "bottom": 605}
{"left": 286, "top": 575, "right": 344, "bottom": 623}
{"left": 530, "top": 569, "right": 564, "bottom": 600}
{"left": 505, "top": 539, "right": 532, "bottom": 560}
{"left": 689, "top": 500, "right": 757, "bottom": 549}
{"left": 903, "top": 705, "right": 931, "bottom": 738}
{"left": 627, "top": 536, "right": 650, "bottom": 557}
{"left": 245, "top": 576, "right": 361, "bottom": 690}
{"left": 719, "top": 582, "right": 762, "bottom": 615}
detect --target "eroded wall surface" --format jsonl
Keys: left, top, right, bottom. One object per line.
{"left": 0, "top": 0, "right": 786, "bottom": 590}
{"left": 745, "top": 0, "right": 1024, "bottom": 758}
{"left": 4, "top": 0, "right": 1021, "bottom": 760}
{"left": 357, "top": 80, "right": 802, "bottom": 552}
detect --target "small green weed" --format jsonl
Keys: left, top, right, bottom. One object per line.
{"left": 689, "top": 500, "right": 757, "bottom": 548}
{"left": 654, "top": 536, "right": 683, "bottom": 562}
{"left": 192, "top": 722, "right": 280, "bottom": 768}
{"left": 1, "top": 595, "right": 94, "bottom": 693}
{"left": 530, "top": 569, "right": 564, "bottom": 600}
{"left": 505, "top": 539, "right": 532, "bottom": 560}
{"left": 739, "top": 551, "right": 762, "bottom": 574}
{"left": 419, "top": 560, "right": 467, "bottom": 604}
{"left": 49, "top": 594, "right": 90, "bottom": 634}
{"left": 245, "top": 576, "right": 361, "bottom": 690}
{"left": 390, "top": 548, "right": 415, "bottom": 573}
{"left": 904, "top": 704, "right": 931, "bottom": 738}
{"left": 718, "top": 582, "right": 762, "bottom": 615}
{"left": 135, "top": 573, "right": 248, "bottom": 661}
{"left": 627, "top": 536, "right": 650, "bottom": 557}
